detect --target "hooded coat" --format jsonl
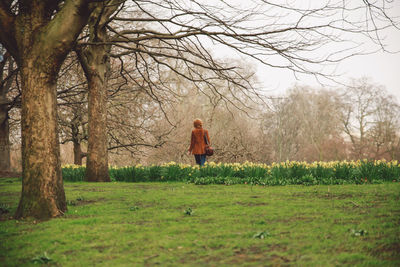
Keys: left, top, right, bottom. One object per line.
{"left": 189, "top": 128, "right": 211, "bottom": 155}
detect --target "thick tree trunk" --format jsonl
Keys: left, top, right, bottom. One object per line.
{"left": 0, "top": 0, "right": 94, "bottom": 220}
{"left": 77, "top": 3, "right": 121, "bottom": 182}
{"left": 0, "top": 104, "right": 10, "bottom": 171}
{"left": 15, "top": 65, "right": 66, "bottom": 219}
{"left": 78, "top": 42, "right": 110, "bottom": 181}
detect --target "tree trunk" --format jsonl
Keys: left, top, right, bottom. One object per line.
{"left": 73, "top": 141, "right": 83, "bottom": 165}
{"left": 0, "top": 104, "right": 10, "bottom": 171}
{"left": 71, "top": 119, "right": 84, "bottom": 165}
{"left": 15, "top": 65, "right": 66, "bottom": 219}
{"left": 76, "top": 2, "right": 121, "bottom": 182}
{"left": 85, "top": 61, "right": 110, "bottom": 182}
{"left": 77, "top": 43, "right": 110, "bottom": 182}
{"left": 0, "top": 0, "right": 95, "bottom": 220}
{"left": 0, "top": 52, "right": 13, "bottom": 172}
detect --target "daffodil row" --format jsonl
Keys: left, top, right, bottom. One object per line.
{"left": 62, "top": 160, "right": 400, "bottom": 185}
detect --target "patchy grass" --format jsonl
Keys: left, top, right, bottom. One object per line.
{"left": 0, "top": 178, "right": 399, "bottom": 266}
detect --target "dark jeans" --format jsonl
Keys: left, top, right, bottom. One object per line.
{"left": 194, "top": 154, "right": 206, "bottom": 166}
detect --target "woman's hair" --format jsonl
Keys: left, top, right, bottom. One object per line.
{"left": 193, "top": 118, "right": 203, "bottom": 128}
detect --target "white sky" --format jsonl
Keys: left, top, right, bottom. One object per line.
{"left": 254, "top": 29, "right": 400, "bottom": 102}
{"left": 206, "top": 0, "right": 400, "bottom": 103}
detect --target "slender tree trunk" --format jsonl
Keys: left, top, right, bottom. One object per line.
{"left": 0, "top": 52, "right": 13, "bottom": 172}
{"left": 71, "top": 120, "right": 84, "bottom": 165}
{"left": 15, "top": 64, "right": 66, "bottom": 218}
{"left": 73, "top": 141, "right": 83, "bottom": 165}
{"left": 0, "top": 104, "right": 10, "bottom": 171}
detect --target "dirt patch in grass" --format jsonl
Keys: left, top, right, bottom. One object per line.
{"left": 272, "top": 215, "right": 314, "bottom": 224}
{"left": 291, "top": 192, "right": 363, "bottom": 200}
{"left": 0, "top": 214, "right": 13, "bottom": 221}
{"left": 369, "top": 242, "right": 400, "bottom": 260}
{"left": 230, "top": 245, "right": 290, "bottom": 264}
{"left": 67, "top": 197, "right": 107, "bottom": 207}
{"left": 0, "top": 171, "right": 21, "bottom": 178}
{"left": 235, "top": 201, "right": 269, "bottom": 206}
{"left": 333, "top": 218, "right": 361, "bottom": 225}
{"left": 63, "top": 249, "right": 78, "bottom": 255}
{"left": 0, "top": 192, "right": 20, "bottom": 197}
{"left": 86, "top": 188, "right": 108, "bottom": 192}
{"left": 92, "top": 245, "right": 111, "bottom": 253}
{"left": 200, "top": 218, "right": 215, "bottom": 224}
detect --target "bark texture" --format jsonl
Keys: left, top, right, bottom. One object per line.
{"left": 0, "top": 0, "right": 93, "bottom": 219}
{"left": 77, "top": 2, "right": 121, "bottom": 182}
{"left": 0, "top": 53, "right": 13, "bottom": 171}
{"left": 16, "top": 64, "right": 66, "bottom": 218}
{"left": 0, "top": 103, "right": 10, "bottom": 171}
{"left": 70, "top": 116, "right": 86, "bottom": 165}
{"left": 73, "top": 141, "right": 84, "bottom": 165}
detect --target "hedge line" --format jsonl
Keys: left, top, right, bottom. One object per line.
{"left": 62, "top": 160, "right": 400, "bottom": 185}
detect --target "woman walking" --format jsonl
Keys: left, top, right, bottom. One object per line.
{"left": 188, "top": 118, "right": 211, "bottom": 166}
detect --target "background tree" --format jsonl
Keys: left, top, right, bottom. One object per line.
{"left": 290, "top": 87, "right": 344, "bottom": 161}
{"left": 57, "top": 55, "right": 89, "bottom": 165}
{"left": 368, "top": 97, "right": 400, "bottom": 159}
{"left": 262, "top": 96, "right": 302, "bottom": 162}
{"left": 0, "top": 50, "right": 19, "bottom": 172}
{"left": 261, "top": 87, "right": 351, "bottom": 162}
{"left": 340, "top": 78, "right": 400, "bottom": 160}
{"left": 76, "top": 0, "right": 124, "bottom": 182}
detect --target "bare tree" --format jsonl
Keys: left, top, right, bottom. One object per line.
{"left": 262, "top": 96, "right": 302, "bottom": 162}
{"left": 340, "top": 78, "right": 379, "bottom": 159}
{"left": 108, "top": 1, "right": 399, "bottom": 89}
{"left": 76, "top": 0, "right": 124, "bottom": 182}
{"left": 340, "top": 78, "right": 400, "bottom": 160}
{"left": 54, "top": 53, "right": 90, "bottom": 165}
{"left": 0, "top": 0, "right": 99, "bottom": 219}
{"left": 290, "top": 87, "right": 343, "bottom": 161}
{"left": 0, "top": 50, "right": 18, "bottom": 172}
{"left": 339, "top": 78, "right": 400, "bottom": 160}
{"left": 261, "top": 86, "right": 347, "bottom": 162}
{"left": 368, "top": 96, "right": 400, "bottom": 159}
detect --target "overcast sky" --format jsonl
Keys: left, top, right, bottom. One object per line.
{"left": 271, "top": 3, "right": 399, "bottom": 102}
{"left": 254, "top": 28, "right": 400, "bottom": 102}
{"left": 208, "top": 1, "right": 400, "bottom": 102}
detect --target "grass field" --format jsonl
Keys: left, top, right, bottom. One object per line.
{"left": 1, "top": 178, "right": 399, "bottom": 266}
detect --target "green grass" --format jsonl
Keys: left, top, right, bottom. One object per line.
{"left": 1, "top": 178, "right": 399, "bottom": 266}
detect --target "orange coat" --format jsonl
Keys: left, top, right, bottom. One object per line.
{"left": 189, "top": 128, "right": 211, "bottom": 155}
